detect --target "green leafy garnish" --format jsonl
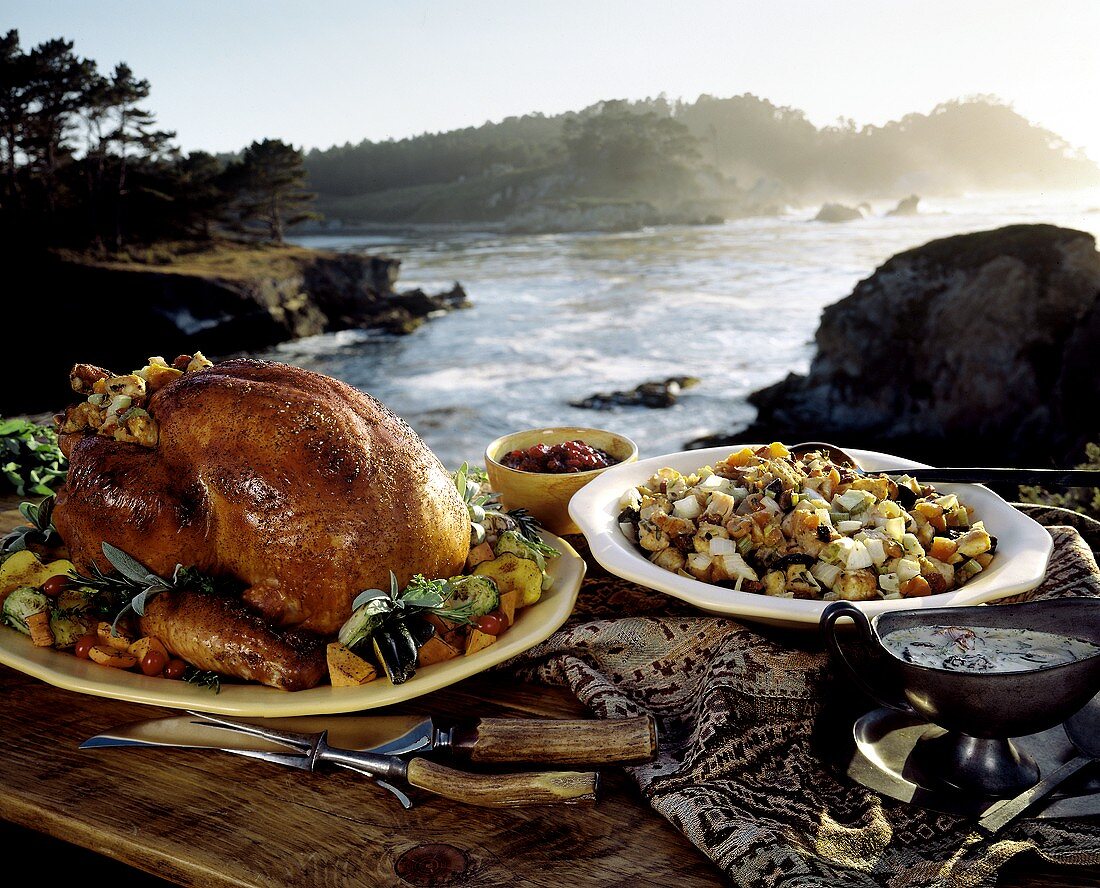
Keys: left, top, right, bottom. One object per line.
{"left": 1, "top": 495, "right": 62, "bottom": 554}
{"left": 182, "top": 666, "right": 222, "bottom": 694}
{"left": 453, "top": 462, "right": 493, "bottom": 507}
{"left": 348, "top": 572, "right": 476, "bottom": 624}
{"left": 449, "top": 462, "right": 554, "bottom": 551}
{"left": 71, "top": 543, "right": 224, "bottom": 633}
{"left": 504, "top": 507, "right": 559, "bottom": 555}
{"left": 0, "top": 419, "right": 67, "bottom": 497}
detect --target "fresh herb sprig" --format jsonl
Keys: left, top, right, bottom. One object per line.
{"left": 350, "top": 571, "right": 478, "bottom": 624}
{"left": 1, "top": 495, "right": 62, "bottom": 554}
{"left": 182, "top": 667, "right": 222, "bottom": 694}
{"left": 0, "top": 419, "right": 67, "bottom": 497}
{"left": 339, "top": 571, "right": 479, "bottom": 650}
{"left": 72, "top": 543, "right": 214, "bottom": 633}
{"left": 451, "top": 462, "right": 556, "bottom": 553}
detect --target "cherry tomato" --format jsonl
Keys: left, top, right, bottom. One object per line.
{"left": 73, "top": 634, "right": 98, "bottom": 659}
{"left": 163, "top": 658, "right": 188, "bottom": 680}
{"left": 41, "top": 574, "right": 72, "bottom": 597}
{"left": 141, "top": 650, "right": 169, "bottom": 677}
{"left": 475, "top": 612, "right": 506, "bottom": 636}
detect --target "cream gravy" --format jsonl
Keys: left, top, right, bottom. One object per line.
{"left": 881, "top": 624, "right": 1100, "bottom": 673}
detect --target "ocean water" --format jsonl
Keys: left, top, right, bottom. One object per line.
{"left": 272, "top": 191, "right": 1100, "bottom": 468}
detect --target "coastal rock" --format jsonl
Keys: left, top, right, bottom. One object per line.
{"left": 572, "top": 377, "right": 700, "bottom": 410}
{"left": 3, "top": 248, "right": 469, "bottom": 414}
{"left": 887, "top": 195, "right": 921, "bottom": 216}
{"left": 813, "top": 203, "right": 863, "bottom": 223}
{"left": 390, "top": 283, "right": 471, "bottom": 317}
{"left": 692, "top": 224, "right": 1100, "bottom": 466}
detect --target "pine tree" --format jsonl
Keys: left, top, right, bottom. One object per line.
{"left": 232, "top": 138, "right": 318, "bottom": 242}
{"left": 23, "top": 38, "right": 95, "bottom": 220}
{"left": 103, "top": 63, "right": 175, "bottom": 247}
{"left": 0, "top": 30, "right": 31, "bottom": 218}
{"left": 175, "top": 150, "right": 230, "bottom": 238}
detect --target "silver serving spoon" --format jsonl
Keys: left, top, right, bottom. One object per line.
{"left": 977, "top": 696, "right": 1100, "bottom": 833}
{"left": 790, "top": 441, "right": 1100, "bottom": 488}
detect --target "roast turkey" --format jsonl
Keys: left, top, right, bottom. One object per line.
{"left": 54, "top": 359, "right": 471, "bottom": 688}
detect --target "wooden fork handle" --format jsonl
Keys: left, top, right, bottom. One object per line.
{"left": 452, "top": 715, "right": 658, "bottom": 765}
{"left": 405, "top": 758, "right": 599, "bottom": 807}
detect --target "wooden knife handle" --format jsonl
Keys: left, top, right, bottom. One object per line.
{"left": 405, "top": 759, "right": 598, "bottom": 807}
{"left": 453, "top": 715, "right": 658, "bottom": 765}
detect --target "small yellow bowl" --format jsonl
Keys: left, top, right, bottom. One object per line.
{"left": 485, "top": 427, "right": 639, "bottom": 535}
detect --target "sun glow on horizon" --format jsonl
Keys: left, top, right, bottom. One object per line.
{"left": 4, "top": 0, "right": 1099, "bottom": 165}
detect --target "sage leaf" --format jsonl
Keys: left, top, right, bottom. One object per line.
{"left": 101, "top": 542, "right": 158, "bottom": 585}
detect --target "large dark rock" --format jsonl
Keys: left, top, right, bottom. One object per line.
{"left": 2, "top": 249, "right": 469, "bottom": 415}
{"left": 572, "top": 377, "right": 700, "bottom": 410}
{"left": 693, "top": 224, "right": 1100, "bottom": 466}
{"left": 887, "top": 195, "right": 921, "bottom": 216}
{"left": 813, "top": 203, "right": 863, "bottom": 223}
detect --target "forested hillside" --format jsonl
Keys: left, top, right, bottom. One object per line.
{"left": 304, "top": 94, "right": 1099, "bottom": 228}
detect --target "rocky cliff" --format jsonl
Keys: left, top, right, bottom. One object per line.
{"left": 694, "top": 224, "right": 1100, "bottom": 466}
{"left": 3, "top": 244, "right": 470, "bottom": 414}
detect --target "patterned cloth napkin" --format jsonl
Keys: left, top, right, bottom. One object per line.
{"left": 508, "top": 506, "right": 1100, "bottom": 886}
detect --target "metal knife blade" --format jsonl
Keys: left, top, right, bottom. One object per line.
{"left": 83, "top": 711, "right": 659, "bottom": 765}
{"left": 80, "top": 713, "right": 435, "bottom": 756}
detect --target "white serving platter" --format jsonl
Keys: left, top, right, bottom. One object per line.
{"left": 569, "top": 446, "right": 1052, "bottom": 629}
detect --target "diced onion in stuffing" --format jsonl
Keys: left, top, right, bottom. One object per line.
{"left": 673, "top": 495, "right": 702, "bottom": 520}
{"left": 845, "top": 540, "right": 873, "bottom": 570}
{"left": 878, "top": 572, "right": 900, "bottom": 593}
{"left": 883, "top": 517, "right": 906, "bottom": 541}
{"left": 708, "top": 537, "right": 737, "bottom": 556}
{"left": 897, "top": 557, "right": 922, "bottom": 582}
{"left": 864, "top": 537, "right": 886, "bottom": 565}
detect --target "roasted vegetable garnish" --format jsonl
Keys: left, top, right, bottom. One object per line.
{"left": 474, "top": 554, "right": 542, "bottom": 607}
{"left": 327, "top": 642, "right": 378, "bottom": 686}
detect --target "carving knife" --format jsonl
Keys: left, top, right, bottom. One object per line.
{"left": 81, "top": 712, "right": 658, "bottom": 765}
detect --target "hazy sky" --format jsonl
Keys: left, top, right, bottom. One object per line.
{"left": 6, "top": 1, "right": 1100, "bottom": 159}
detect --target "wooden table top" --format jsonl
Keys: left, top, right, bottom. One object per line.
{"left": 0, "top": 497, "right": 1097, "bottom": 887}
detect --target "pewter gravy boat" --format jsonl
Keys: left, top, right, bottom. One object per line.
{"left": 821, "top": 598, "right": 1100, "bottom": 795}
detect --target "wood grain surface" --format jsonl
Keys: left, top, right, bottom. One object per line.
{"left": 458, "top": 714, "right": 658, "bottom": 765}
{"left": 0, "top": 492, "right": 1098, "bottom": 886}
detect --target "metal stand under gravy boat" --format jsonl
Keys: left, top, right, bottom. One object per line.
{"left": 821, "top": 598, "right": 1100, "bottom": 798}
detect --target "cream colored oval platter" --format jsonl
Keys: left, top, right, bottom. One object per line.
{"left": 0, "top": 531, "right": 584, "bottom": 716}
{"left": 569, "top": 446, "right": 1053, "bottom": 629}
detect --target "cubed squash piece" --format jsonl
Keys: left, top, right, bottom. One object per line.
{"left": 88, "top": 645, "right": 138, "bottom": 669}
{"left": 417, "top": 636, "right": 461, "bottom": 666}
{"left": 465, "top": 628, "right": 498, "bottom": 656}
{"left": 724, "top": 447, "right": 755, "bottom": 468}
{"left": 327, "top": 642, "right": 378, "bottom": 686}
{"left": 26, "top": 611, "right": 54, "bottom": 647}
{"left": 128, "top": 637, "right": 169, "bottom": 662}
{"left": 424, "top": 613, "right": 466, "bottom": 647}
{"left": 465, "top": 541, "right": 495, "bottom": 570}
{"left": 901, "top": 576, "right": 932, "bottom": 598}
{"left": 474, "top": 554, "right": 543, "bottom": 608}
{"left": 932, "top": 534, "right": 959, "bottom": 563}
{"left": 98, "top": 620, "right": 134, "bottom": 650}
{"left": 498, "top": 589, "right": 518, "bottom": 626}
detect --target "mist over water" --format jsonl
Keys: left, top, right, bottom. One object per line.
{"left": 272, "top": 192, "right": 1100, "bottom": 468}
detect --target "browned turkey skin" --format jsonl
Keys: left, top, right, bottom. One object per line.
{"left": 53, "top": 359, "right": 471, "bottom": 691}
{"left": 139, "top": 590, "right": 327, "bottom": 692}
